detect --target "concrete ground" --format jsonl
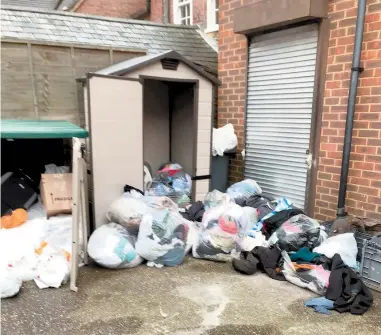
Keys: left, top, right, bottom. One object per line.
{"left": 1, "top": 257, "right": 381, "bottom": 335}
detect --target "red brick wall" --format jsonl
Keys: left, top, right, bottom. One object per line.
{"left": 169, "top": 0, "right": 207, "bottom": 26}
{"left": 148, "top": 0, "right": 164, "bottom": 22}
{"left": 218, "top": 0, "right": 381, "bottom": 219}
{"left": 315, "top": 0, "right": 381, "bottom": 221}
{"left": 75, "top": 0, "right": 150, "bottom": 19}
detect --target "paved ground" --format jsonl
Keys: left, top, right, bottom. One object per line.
{"left": 1, "top": 257, "right": 381, "bottom": 335}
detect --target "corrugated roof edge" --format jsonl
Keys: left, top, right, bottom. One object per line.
{"left": 1, "top": 6, "right": 201, "bottom": 30}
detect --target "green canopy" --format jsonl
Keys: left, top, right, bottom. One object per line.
{"left": 1, "top": 120, "right": 88, "bottom": 139}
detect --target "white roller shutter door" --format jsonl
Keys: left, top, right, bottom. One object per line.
{"left": 245, "top": 24, "right": 318, "bottom": 209}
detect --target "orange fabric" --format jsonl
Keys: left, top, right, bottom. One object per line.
{"left": 1, "top": 208, "right": 28, "bottom": 229}
{"left": 292, "top": 263, "right": 316, "bottom": 270}
{"left": 35, "top": 241, "right": 48, "bottom": 255}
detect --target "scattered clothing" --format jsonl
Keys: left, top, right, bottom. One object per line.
{"left": 233, "top": 246, "right": 286, "bottom": 281}
{"left": 305, "top": 297, "right": 334, "bottom": 315}
{"left": 181, "top": 201, "right": 205, "bottom": 222}
{"left": 325, "top": 254, "right": 373, "bottom": 315}
{"left": 292, "top": 263, "right": 318, "bottom": 271}
{"left": 290, "top": 247, "right": 321, "bottom": 263}
{"left": 262, "top": 208, "right": 304, "bottom": 238}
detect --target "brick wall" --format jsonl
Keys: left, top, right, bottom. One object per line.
{"left": 218, "top": 0, "right": 251, "bottom": 181}
{"left": 75, "top": 0, "right": 148, "bottom": 19}
{"left": 315, "top": 0, "right": 381, "bottom": 221}
{"left": 169, "top": 0, "right": 207, "bottom": 26}
{"left": 218, "top": 0, "right": 381, "bottom": 219}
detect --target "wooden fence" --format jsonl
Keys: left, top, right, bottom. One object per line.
{"left": 1, "top": 41, "right": 145, "bottom": 126}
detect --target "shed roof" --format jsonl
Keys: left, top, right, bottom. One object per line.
{"left": 0, "top": 120, "right": 88, "bottom": 139}
{"left": 0, "top": 7, "right": 217, "bottom": 73}
{"left": 92, "top": 50, "right": 220, "bottom": 85}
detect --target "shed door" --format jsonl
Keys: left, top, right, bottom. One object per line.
{"left": 245, "top": 24, "right": 318, "bottom": 209}
{"left": 88, "top": 75, "right": 143, "bottom": 228}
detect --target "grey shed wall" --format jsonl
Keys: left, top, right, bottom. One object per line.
{"left": 1, "top": 41, "right": 144, "bottom": 125}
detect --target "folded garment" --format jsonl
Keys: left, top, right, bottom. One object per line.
{"left": 305, "top": 297, "right": 334, "bottom": 315}
{"left": 290, "top": 247, "right": 321, "bottom": 263}
{"left": 232, "top": 246, "right": 286, "bottom": 281}
{"left": 325, "top": 254, "right": 373, "bottom": 315}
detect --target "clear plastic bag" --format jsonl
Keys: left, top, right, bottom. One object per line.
{"left": 192, "top": 203, "right": 249, "bottom": 262}
{"left": 142, "top": 196, "right": 178, "bottom": 212}
{"left": 204, "top": 190, "right": 232, "bottom": 210}
{"left": 135, "top": 209, "right": 189, "bottom": 266}
{"left": 106, "top": 192, "right": 149, "bottom": 234}
{"left": 87, "top": 223, "right": 143, "bottom": 269}
{"left": 226, "top": 179, "right": 262, "bottom": 204}
{"left": 268, "top": 214, "right": 322, "bottom": 252}
{"left": 281, "top": 251, "right": 330, "bottom": 295}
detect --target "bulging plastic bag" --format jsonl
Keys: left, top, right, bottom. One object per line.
{"left": 212, "top": 123, "right": 238, "bottom": 156}
{"left": 281, "top": 251, "right": 330, "bottom": 295}
{"left": 135, "top": 209, "right": 189, "bottom": 267}
{"left": 145, "top": 163, "right": 192, "bottom": 208}
{"left": 313, "top": 233, "right": 357, "bottom": 268}
{"left": 106, "top": 192, "right": 149, "bottom": 234}
{"left": 268, "top": 214, "right": 322, "bottom": 252}
{"left": 142, "top": 196, "right": 178, "bottom": 212}
{"left": 192, "top": 203, "right": 249, "bottom": 262}
{"left": 226, "top": 179, "right": 262, "bottom": 204}
{"left": 242, "top": 206, "right": 259, "bottom": 231}
{"left": 204, "top": 190, "right": 232, "bottom": 210}
{"left": 0, "top": 274, "right": 22, "bottom": 298}
{"left": 88, "top": 223, "right": 143, "bottom": 269}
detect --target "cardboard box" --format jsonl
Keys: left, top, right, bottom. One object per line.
{"left": 40, "top": 174, "right": 73, "bottom": 217}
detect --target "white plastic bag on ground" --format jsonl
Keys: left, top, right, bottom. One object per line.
{"left": 226, "top": 179, "right": 262, "bottom": 204}
{"left": 88, "top": 223, "right": 143, "bottom": 269}
{"left": 192, "top": 203, "right": 249, "bottom": 262}
{"left": 212, "top": 123, "right": 238, "bottom": 156}
{"left": 0, "top": 274, "right": 22, "bottom": 298}
{"left": 135, "top": 210, "right": 189, "bottom": 266}
{"left": 313, "top": 233, "right": 357, "bottom": 268}
{"left": 106, "top": 193, "right": 149, "bottom": 234}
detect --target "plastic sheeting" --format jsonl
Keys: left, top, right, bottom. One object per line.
{"left": 192, "top": 203, "right": 249, "bottom": 262}
{"left": 87, "top": 223, "right": 143, "bottom": 269}
{"left": 313, "top": 233, "right": 357, "bottom": 268}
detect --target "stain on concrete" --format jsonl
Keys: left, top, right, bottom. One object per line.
{"left": 204, "top": 325, "right": 281, "bottom": 335}
{"left": 78, "top": 316, "right": 143, "bottom": 334}
{"left": 1, "top": 257, "right": 381, "bottom": 335}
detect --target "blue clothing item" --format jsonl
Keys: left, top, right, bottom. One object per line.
{"left": 290, "top": 247, "right": 321, "bottom": 263}
{"left": 305, "top": 297, "right": 334, "bottom": 315}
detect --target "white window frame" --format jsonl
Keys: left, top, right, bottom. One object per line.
{"left": 174, "top": 0, "right": 193, "bottom": 25}
{"left": 206, "top": 0, "right": 219, "bottom": 32}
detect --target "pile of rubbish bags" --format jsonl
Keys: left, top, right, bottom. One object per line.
{"left": 89, "top": 177, "right": 377, "bottom": 316}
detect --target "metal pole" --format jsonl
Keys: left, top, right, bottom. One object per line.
{"left": 337, "top": 0, "right": 367, "bottom": 216}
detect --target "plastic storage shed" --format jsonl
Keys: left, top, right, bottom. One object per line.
{"left": 79, "top": 50, "right": 220, "bottom": 229}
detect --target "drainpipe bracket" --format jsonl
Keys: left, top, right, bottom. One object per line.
{"left": 351, "top": 67, "right": 364, "bottom": 72}
{"left": 336, "top": 207, "right": 347, "bottom": 217}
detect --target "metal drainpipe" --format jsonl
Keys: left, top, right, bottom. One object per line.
{"left": 337, "top": 0, "right": 367, "bottom": 217}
